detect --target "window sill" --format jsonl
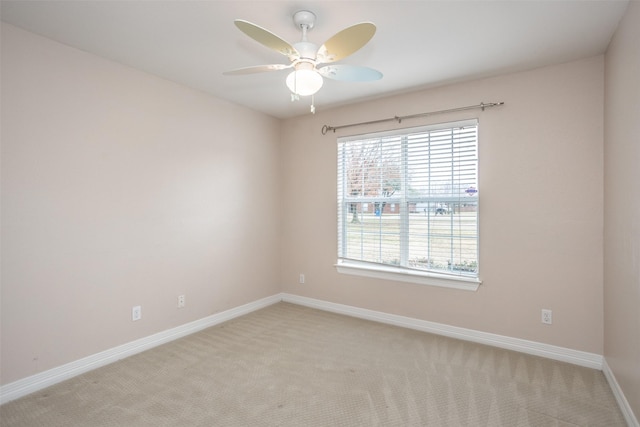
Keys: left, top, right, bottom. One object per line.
{"left": 335, "top": 260, "right": 481, "bottom": 291}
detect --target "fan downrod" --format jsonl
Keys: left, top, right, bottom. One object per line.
{"left": 293, "top": 10, "right": 316, "bottom": 31}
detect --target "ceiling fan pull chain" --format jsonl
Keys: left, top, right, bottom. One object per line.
{"left": 290, "top": 74, "right": 299, "bottom": 101}
{"left": 310, "top": 95, "right": 316, "bottom": 114}
{"left": 290, "top": 70, "right": 299, "bottom": 101}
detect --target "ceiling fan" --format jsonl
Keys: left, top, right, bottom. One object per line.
{"left": 224, "top": 10, "right": 382, "bottom": 113}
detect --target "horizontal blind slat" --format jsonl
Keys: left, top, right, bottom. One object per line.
{"left": 338, "top": 120, "right": 478, "bottom": 277}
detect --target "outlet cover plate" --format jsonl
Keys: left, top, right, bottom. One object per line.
{"left": 132, "top": 305, "right": 142, "bottom": 321}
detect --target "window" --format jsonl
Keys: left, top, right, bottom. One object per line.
{"left": 336, "top": 119, "right": 480, "bottom": 290}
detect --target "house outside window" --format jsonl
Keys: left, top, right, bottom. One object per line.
{"left": 336, "top": 119, "right": 481, "bottom": 290}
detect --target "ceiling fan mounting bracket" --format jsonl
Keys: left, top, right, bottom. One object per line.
{"left": 292, "top": 10, "right": 316, "bottom": 31}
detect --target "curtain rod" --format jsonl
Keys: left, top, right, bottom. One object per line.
{"left": 320, "top": 101, "right": 504, "bottom": 135}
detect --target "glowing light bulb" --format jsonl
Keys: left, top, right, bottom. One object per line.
{"left": 286, "top": 65, "right": 323, "bottom": 97}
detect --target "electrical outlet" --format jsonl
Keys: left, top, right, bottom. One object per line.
{"left": 299, "top": 274, "right": 305, "bottom": 284}
{"left": 541, "top": 309, "right": 552, "bottom": 325}
{"left": 132, "top": 305, "right": 142, "bottom": 321}
{"left": 178, "top": 294, "right": 185, "bottom": 308}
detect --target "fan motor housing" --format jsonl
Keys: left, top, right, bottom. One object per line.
{"left": 294, "top": 41, "right": 318, "bottom": 60}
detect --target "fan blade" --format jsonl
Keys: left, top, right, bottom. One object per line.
{"left": 318, "top": 64, "right": 382, "bottom": 82}
{"left": 235, "top": 20, "right": 299, "bottom": 59}
{"left": 316, "top": 22, "right": 376, "bottom": 64}
{"left": 223, "top": 64, "right": 291, "bottom": 75}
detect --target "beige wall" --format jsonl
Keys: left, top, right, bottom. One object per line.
{"left": 3, "top": 9, "right": 632, "bottom": 402}
{"left": 0, "top": 24, "right": 282, "bottom": 385}
{"left": 281, "top": 56, "right": 605, "bottom": 354}
{"left": 604, "top": 0, "right": 640, "bottom": 418}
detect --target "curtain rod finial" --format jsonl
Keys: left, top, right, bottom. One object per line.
{"left": 321, "top": 125, "right": 337, "bottom": 135}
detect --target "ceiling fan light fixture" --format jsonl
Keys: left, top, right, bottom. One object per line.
{"left": 286, "top": 63, "right": 323, "bottom": 96}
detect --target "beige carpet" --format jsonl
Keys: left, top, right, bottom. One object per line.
{"left": 0, "top": 302, "right": 626, "bottom": 426}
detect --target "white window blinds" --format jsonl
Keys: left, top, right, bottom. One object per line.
{"left": 337, "top": 119, "right": 479, "bottom": 279}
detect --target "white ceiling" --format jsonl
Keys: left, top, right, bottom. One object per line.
{"left": 0, "top": 0, "right": 629, "bottom": 119}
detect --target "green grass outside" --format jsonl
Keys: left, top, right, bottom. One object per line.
{"left": 344, "top": 211, "right": 478, "bottom": 274}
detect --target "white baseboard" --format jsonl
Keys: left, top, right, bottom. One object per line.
{"left": 0, "top": 292, "right": 619, "bottom": 411}
{"left": 281, "top": 293, "right": 604, "bottom": 370}
{"left": 0, "top": 294, "right": 281, "bottom": 405}
{"left": 603, "top": 358, "right": 640, "bottom": 427}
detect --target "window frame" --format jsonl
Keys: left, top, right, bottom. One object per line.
{"left": 336, "top": 119, "right": 481, "bottom": 291}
